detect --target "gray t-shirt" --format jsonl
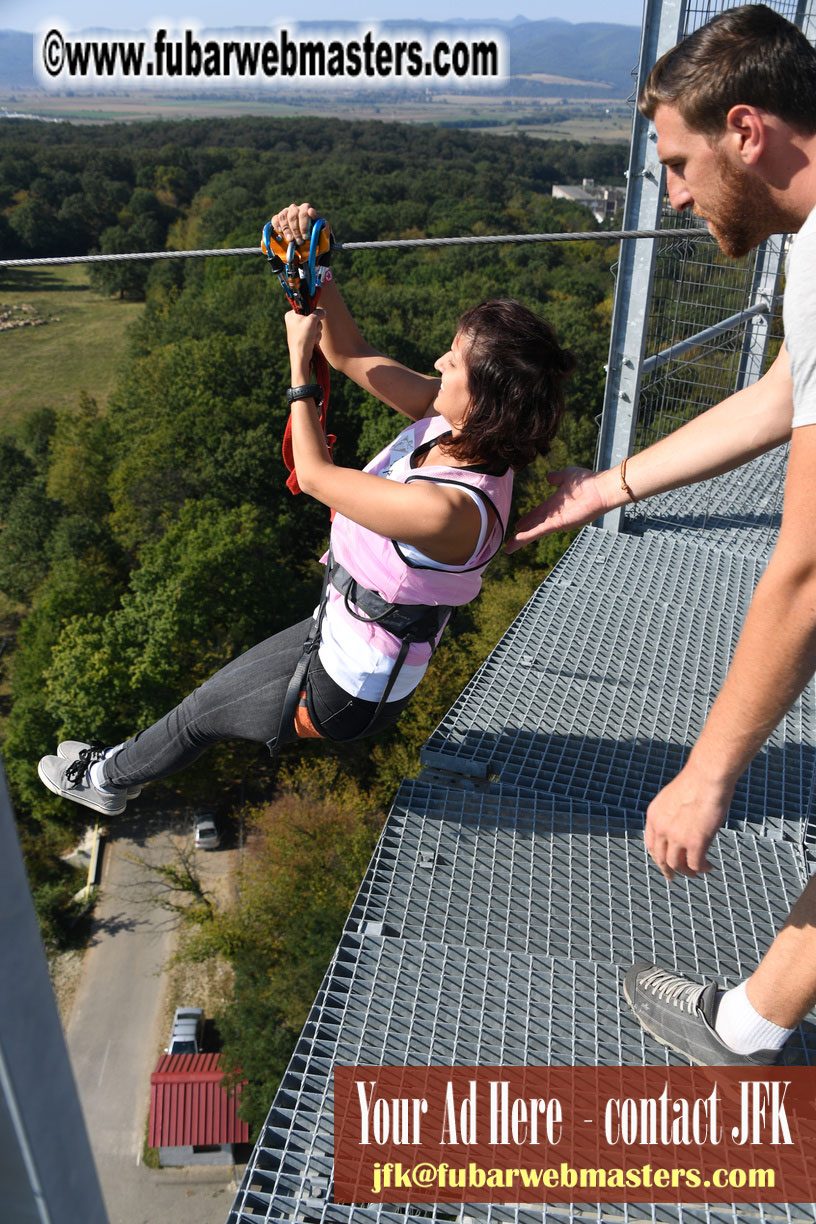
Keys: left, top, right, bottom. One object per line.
{"left": 785, "top": 202, "right": 816, "bottom": 429}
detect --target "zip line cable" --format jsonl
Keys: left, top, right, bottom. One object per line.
{"left": 0, "top": 227, "right": 710, "bottom": 270}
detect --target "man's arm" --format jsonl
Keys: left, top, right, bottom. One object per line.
{"left": 506, "top": 344, "right": 794, "bottom": 551}
{"left": 644, "top": 420, "right": 816, "bottom": 881}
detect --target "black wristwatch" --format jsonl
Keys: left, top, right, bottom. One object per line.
{"left": 286, "top": 383, "right": 324, "bottom": 408}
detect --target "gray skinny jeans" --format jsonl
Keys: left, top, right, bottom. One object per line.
{"left": 102, "top": 618, "right": 410, "bottom": 789}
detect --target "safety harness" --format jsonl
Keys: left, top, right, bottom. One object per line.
{"left": 265, "top": 545, "right": 453, "bottom": 754}
{"left": 261, "top": 216, "right": 335, "bottom": 493}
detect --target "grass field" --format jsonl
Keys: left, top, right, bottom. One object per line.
{"left": 0, "top": 88, "right": 632, "bottom": 141}
{"left": 0, "top": 266, "right": 143, "bottom": 726}
{"left": 0, "top": 264, "right": 144, "bottom": 429}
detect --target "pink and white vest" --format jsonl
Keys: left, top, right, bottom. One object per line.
{"left": 317, "top": 414, "right": 513, "bottom": 701}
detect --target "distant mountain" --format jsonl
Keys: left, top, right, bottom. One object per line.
{"left": 0, "top": 20, "right": 641, "bottom": 96}
{"left": 506, "top": 21, "right": 639, "bottom": 94}
{"left": 0, "top": 31, "right": 33, "bottom": 90}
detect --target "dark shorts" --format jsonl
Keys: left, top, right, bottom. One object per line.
{"left": 306, "top": 651, "right": 413, "bottom": 741}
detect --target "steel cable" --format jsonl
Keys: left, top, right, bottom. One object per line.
{"left": 0, "top": 227, "right": 711, "bottom": 270}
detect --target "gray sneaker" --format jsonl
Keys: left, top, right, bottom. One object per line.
{"left": 623, "top": 961, "right": 780, "bottom": 1066}
{"left": 38, "top": 752, "right": 129, "bottom": 817}
{"left": 57, "top": 740, "right": 142, "bottom": 800}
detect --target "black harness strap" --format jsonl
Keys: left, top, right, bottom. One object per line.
{"left": 265, "top": 551, "right": 452, "bottom": 756}
{"left": 265, "top": 558, "right": 332, "bottom": 757}
{"left": 330, "top": 560, "right": 451, "bottom": 641}
{"left": 324, "top": 559, "right": 452, "bottom": 743}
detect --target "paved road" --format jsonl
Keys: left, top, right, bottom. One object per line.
{"left": 66, "top": 806, "right": 239, "bottom": 1224}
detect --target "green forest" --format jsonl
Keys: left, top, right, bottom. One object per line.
{"left": 0, "top": 115, "right": 624, "bottom": 1133}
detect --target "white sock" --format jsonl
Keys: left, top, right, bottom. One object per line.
{"left": 714, "top": 980, "right": 794, "bottom": 1054}
{"left": 89, "top": 743, "right": 125, "bottom": 792}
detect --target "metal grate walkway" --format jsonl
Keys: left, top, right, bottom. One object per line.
{"left": 230, "top": 926, "right": 815, "bottom": 1223}
{"left": 227, "top": 435, "right": 816, "bottom": 1224}
{"left": 421, "top": 458, "right": 816, "bottom": 846}
{"left": 624, "top": 445, "right": 789, "bottom": 561}
{"left": 347, "top": 780, "right": 808, "bottom": 978}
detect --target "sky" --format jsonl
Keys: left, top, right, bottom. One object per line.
{"left": 0, "top": 1, "right": 646, "bottom": 32}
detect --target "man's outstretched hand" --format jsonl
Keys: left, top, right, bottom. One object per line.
{"left": 506, "top": 466, "right": 610, "bottom": 552}
{"left": 644, "top": 760, "right": 733, "bottom": 882}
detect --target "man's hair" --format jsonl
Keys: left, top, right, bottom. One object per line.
{"left": 441, "top": 298, "right": 575, "bottom": 472}
{"left": 639, "top": 3, "right": 816, "bottom": 137}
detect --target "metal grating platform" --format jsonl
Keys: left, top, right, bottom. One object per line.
{"left": 229, "top": 1206, "right": 816, "bottom": 1224}
{"left": 516, "top": 518, "right": 768, "bottom": 611}
{"left": 624, "top": 447, "right": 788, "bottom": 562}
{"left": 346, "top": 779, "right": 809, "bottom": 979}
{"left": 228, "top": 932, "right": 816, "bottom": 1224}
{"left": 229, "top": 479, "right": 816, "bottom": 1223}
{"left": 228, "top": 512, "right": 816, "bottom": 1224}
{"left": 421, "top": 529, "right": 816, "bottom": 843}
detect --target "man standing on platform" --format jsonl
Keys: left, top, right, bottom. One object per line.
{"left": 509, "top": 4, "right": 816, "bottom": 1066}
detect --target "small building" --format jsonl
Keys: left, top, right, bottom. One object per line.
{"left": 552, "top": 178, "right": 627, "bottom": 224}
{"left": 149, "top": 1052, "right": 250, "bottom": 1166}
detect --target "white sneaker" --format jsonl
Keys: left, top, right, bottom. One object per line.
{"left": 38, "top": 752, "right": 129, "bottom": 817}
{"left": 56, "top": 740, "right": 142, "bottom": 799}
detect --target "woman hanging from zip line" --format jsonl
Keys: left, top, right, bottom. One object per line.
{"left": 38, "top": 201, "right": 575, "bottom": 817}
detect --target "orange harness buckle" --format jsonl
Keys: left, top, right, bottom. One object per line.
{"left": 293, "top": 691, "right": 323, "bottom": 739}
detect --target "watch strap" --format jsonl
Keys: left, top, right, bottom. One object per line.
{"left": 287, "top": 383, "right": 324, "bottom": 407}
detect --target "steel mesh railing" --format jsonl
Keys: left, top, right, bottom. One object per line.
{"left": 627, "top": 0, "right": 806, "bottom": 457}
{"left": 634, "top": 212, "right": 785, "bottom": 452}
{"left": 609, "top": 0, "right": 803, "bottom": 547}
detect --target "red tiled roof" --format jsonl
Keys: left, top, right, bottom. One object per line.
{"left": 149, "top": 1052, "right": 250, "bottom": 1147}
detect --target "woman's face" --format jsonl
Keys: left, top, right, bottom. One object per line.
{"left": 433, "top": 332, "right": 472, "bottom": 434}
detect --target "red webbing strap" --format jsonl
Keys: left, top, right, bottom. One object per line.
{"left": 281, "top": 279, "right": 336, "bottom": 496}
{"left": 281, "top": 343, "right": 335, "bottom": 494}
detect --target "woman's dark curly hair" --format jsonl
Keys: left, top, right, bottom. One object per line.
{"left": 439, "top": 298, "right": 576, "bottom": 471}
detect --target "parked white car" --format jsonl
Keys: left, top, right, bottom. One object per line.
{"left": 193, "top": 815, "right": 221, "bottom": 850}
{"left": 165, "top": 1006, "right": 204, "bottom": 1055}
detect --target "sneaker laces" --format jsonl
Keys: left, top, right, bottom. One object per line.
{"left": 64, "top": 741, "right": 106, "bottom": 788}
{"left": 640, "top": 966, "right": 705, "bottom": 1013}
